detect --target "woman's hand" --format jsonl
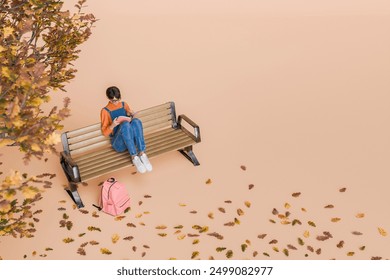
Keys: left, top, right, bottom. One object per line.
{"left": 109, "top": 117, "right": 120, "bottom": 130}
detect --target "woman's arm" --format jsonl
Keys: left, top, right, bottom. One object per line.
{"left": 101, "top": 109, "right": 119, "bottom": 136}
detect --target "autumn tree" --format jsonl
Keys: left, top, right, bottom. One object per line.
{"left": 0, "top": 0, "right": 96, "bottom": 238}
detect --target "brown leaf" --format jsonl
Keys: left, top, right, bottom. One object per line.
{"left": 141, "top": 252, "right": 146, "bottom": 258}
{"left": 144, "top": 195, "right": 152, "bottom": 198}
{"left": 237, "top": 208, "right": 244, "bottom": 216}
{"left": 292, "top": 192, "right": 301, "bottom": 197}
{"left": 244, "top": 201, "right": 251, "bottom": 208}
{"left": 301, "top": 207, "right": 307, "bottom": 212}
{"left": 253, "top": 251, "right": 258, "bottom": 257}
{"left": 298, "top": 238, "right": 305, "bottom": 246}
{"left": 347, "top": 251, "right": 355, "bottom": 257}
{"left": 207, "top": 232, "right": 224, "bottom": 240}
{"left": 132, "top": 246, "right": 137, "bottom": 252}
{"left": 316, "top": 248, "right": 322, "bottom": 255}
{"left": 269, "top": 219, "right": 276, "bottom": 224}
{"left": 359, "top": 246, "right": 366, "bottom": 251}
{"left": 371, "top": 256, "right": 382, "bottom": 260}
{"left": 316, "top": 235, "right": 329, "bottom": 241}
{"left": 269, "top": 239, "right": 278, "bottom": 244}
{"left": 158, "top": 233, "right": 167, "bottom": 237}
{"left": 218, "top": 207, "right": 226, "bottom": 213}
{"left": 80, "top": 242, "right": 88, "bottom": 248}
{"left": 224, "top": 200, "right": 232, "bottom": 204}
{"left": 174, "top": 225, "right": 184, "bottom": 229}
{"left": 205, "top": 179, "right": 212, "bottom": 184}
{"left": 226, "top": 250, "right": 233, "bottom": 258}
{"left": 292, "top": 219, "right": 302, "bottom": 226}
{"left": 308, "top": 221, "right": 316, "bottom": 227}
{"left": 336, "top": 241, "right": 345, "bottom": 248}
{"left": 92, "top": 211, "right": 100, "bottom": 218}
{"left": 352, "top": 231, "right": 363, "bottom": 236}
{"left": 263, "top": 252, "right": 270, "bottom": 257}
{"left": 272, "top": 208, "right": 279, "bottom": 215}
{"left": 190, "top": 210, "right": 197, "bottom": 214}
{"left": 192, "top": 239, "right": 200, "bottom": 245}
{"left": 248, "top": 184, "right": 255, "bottom": 190}
{"left": 234, "top": 218, "right": 241, "bottom": 225}
{"left": 216, "top": 247, "right": 227, "bottom": 252}
{"left": 339, "top": 187, "right": 347, "bottom": 192}
{"left": 355, "top": 213, "right": 365, "bottom": 218}
{"left": 77, "top": 248, "right": 86, "bottom": 256}
{"left": 257, "top": 234, "right": 267, "bottom": 239}
{"left": 126, "top": 223, "right": 136, "bottom": 228}
{"left": 307, "top": 246, "right": 314, "bottom": 253}
{"left": 331, "top": 217, "right": 341, "bottom": 222}
{"left": 188, "top": 234, "right": 200, "bottom": 237}
{"left": 324, "top": 204, "right": 334, "bottom": 209}
{"left": 224, "top": 222, "right": 235, "bottom": 227}
{"left": 138, "top": 201, "right": 143, "bottom": 206}
{"left": 272, "top": 247, "right": 279, "bottom": 252}
{"left": 208, "top": 212, "right": 214, "bottom": 219}
{"left": 287, "top": 244, "right": 297, "bottom": 250}
{"left": 114, "top": 216, "right": 126, "bottom": 221}
{"left": 241, "top": 244, "right": 248, "bottom": 252}
{"left": 240, "top": 165, "right": 246, "bottom": 171}
{"left": 89, "top": 241, "right": 99, "bottom": 245}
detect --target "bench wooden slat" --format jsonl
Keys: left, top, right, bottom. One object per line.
{"left": 67, "top": 130, "right": 102, "bottom": 145}
{"left": 69, "top": 135, "right": 107, "bottom": 151}
{"left": 66, "top": 123, "right": 101, "bottom": 138}
{"left": 71, "top": 141, "right": 111, "bottom": 157}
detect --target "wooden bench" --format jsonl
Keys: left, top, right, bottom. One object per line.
{"left": 60, "top": 101, "right": 201, "bottom": 208}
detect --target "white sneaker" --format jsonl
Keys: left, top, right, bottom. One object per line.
{"left": 140, "top": 153, "right": 153, "bottom": 172}
{"left": 132, "top": 156, "right": 146, "bottom": 173}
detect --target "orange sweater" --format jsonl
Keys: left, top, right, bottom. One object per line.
{"left": 100, "top": 101, "right": 132, "bottom": 137}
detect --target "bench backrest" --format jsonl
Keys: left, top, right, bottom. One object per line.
{"left": 61, "top": 102, "right": 177, "bottom": 158}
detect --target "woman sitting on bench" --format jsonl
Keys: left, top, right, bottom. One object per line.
{"left": 100, "top": 86, "right": 152, "bottom": 174}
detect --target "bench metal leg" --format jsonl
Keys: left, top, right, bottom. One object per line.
{"left": 179, "top": 145, "right": 200, "bottom": 166}
{"left": 65, "top": 182, "right": 85, "bottom": 208}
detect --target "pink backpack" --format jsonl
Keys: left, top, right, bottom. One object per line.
{"left": 94, "top": 178, "right": 130, "bottom": 216}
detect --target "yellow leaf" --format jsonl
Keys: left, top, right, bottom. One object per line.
{"left": 44, "top": 132, "right": 61, "bottom": 145}
{"left": 244, "top": 201, "right": 251, "bottom": 208}
{"left": 355, "top": 213, "right": 365, "bottom": 218}
{"left": 378, "top": 227, "right": 387, "bottom": 237}
{"left": 111, "top": 234, "right": 120, "bottom": 244}
{"left": 0, "top": 139, "right": 15, "bottom": 148}
{"left": 1, "top": 67, "right": 11, "bottom": 79}
{"left": 31, "top": 144, "right": 41, "bottom": 152}
{"left": 155, "top": 225, "right": 167, "bottom": 230}
{"left": 22, "top": 186, "right": 39, "bottom": 199}
{"left": 303, "top": 231, "right": 310, "bottom": 238}
{"left": 331, "top": 218, "right": 341, "bottom": 223}
{"left": 100, "top": 248, "right": 112, "bottom": 255}
{"left": 12, "top": 118, "right": 24, "bottom": 128}
{"left": 191, "top": 251, "right": 200, "bottom": 259}
{"left": 177, "top": 234, "right": 186, "bottom": 240}
{"left": 284, "top": 203, "right": 291, "bottom": 209}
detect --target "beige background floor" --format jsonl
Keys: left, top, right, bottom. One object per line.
{"left": 1, "top": 0, "right": 390, "bottom": 260}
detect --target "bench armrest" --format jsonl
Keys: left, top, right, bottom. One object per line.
{"left": 60, "top": 152, "right": 81, "bottom": 183}
{"left": 178, "top": 114, "right": 201, "bottom": 142}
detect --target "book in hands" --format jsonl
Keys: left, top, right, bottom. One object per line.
{"left": 115, "top": 112, "right": 139, "bottom": 123}
{"left": 116, "top": 116, "right": 132, "bottom": 123}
